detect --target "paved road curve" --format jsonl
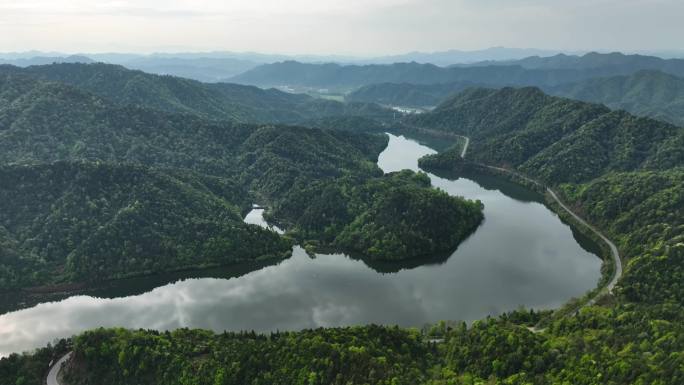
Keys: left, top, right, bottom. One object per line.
{"left": 547, "top": 189, "right": 623, "bottom": 297}
{"left": 459, "top": 136, "right": 470, "bottom": 158}
{"left": 47, "top": 352, "right": 72, "bottom": 385}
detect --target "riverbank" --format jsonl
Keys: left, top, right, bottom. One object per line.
{"left": 419, "top": 132, "right": 623, "bottom": 320}
{"left": 469, "top": 163, "right": 621, "bottom": 322}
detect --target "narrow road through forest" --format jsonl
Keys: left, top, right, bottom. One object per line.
{"left": 47, "top": 351, "right": 72, "bottom": 385}
{"left": 459, "top": 136, "right": 470, "bottom": 158}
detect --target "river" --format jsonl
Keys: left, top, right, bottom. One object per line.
{"left": 0, "top": 133, "right": 600, "bottom": 356}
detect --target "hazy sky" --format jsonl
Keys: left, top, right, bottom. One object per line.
{"left": 0, "top": 0, "right": 682, "bottom": 55}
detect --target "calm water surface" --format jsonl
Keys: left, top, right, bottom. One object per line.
{"left": 0, "top": 134, "right": 601, "bottom": 356}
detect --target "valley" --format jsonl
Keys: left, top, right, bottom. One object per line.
{"left": 0, "top": 133, "right": 602, "bottom": 357}
{"left": 1, "top": 44, "right": 683, "bottom": 385}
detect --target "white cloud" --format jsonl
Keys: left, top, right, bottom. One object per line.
{"left": 0, "top": 0, "right": 681, "bottom": 54}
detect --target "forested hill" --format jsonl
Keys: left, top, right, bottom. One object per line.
{"left": 228, "top": 57, "right": 684, "bottom": 91}
{"left": 0, "top": 162, "right": 292, "bottom": 291}
{"left": 0, "top": 63, "right": 393, "bottom": 124}
{"left": 345, "top": 82, "right": 482, "bottom": 107}
{"left": 0, "top": 74, "right": 389, "bottom": 290}
{"left": 546, "top": 70, "right": 684, "bottom": 126}
{"left": 229, "top": 60, "right": 632, "bottom": 90}
{"left": 408, "top": 87, "right": 684, "bottom": 184}
{"left": 469, "top": 51, "right": 684, "bottom": 76}
{"left": 0, "top": 73, "right": 484, "bottom": 292}
{"left": 344, "top": 70, "right": 684, "bottom": 126}
{"left": 0, "top": 74, "right": 384, "bottom": 193}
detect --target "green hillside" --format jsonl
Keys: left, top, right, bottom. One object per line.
{"left": 409, "top": 87, "right": 683, "bottom": 183}
{"left": 0, "top": 63, "right": 393, "bottom": 124}
{"left": 0, "top": 74, "right": 385, "bottom": 191}
{"left": 346, "top": 82, "right": 482, "bottom": 107}
{"left": 0, "top": 162, "right": 291, "bottom": 291}
{"left": 228, "top": 56, "right": 683, "bottom": 91}
{"left": 0, "top": 73, "right": 483, "bottom": 291}
{"left": 476, "top": 51, "right": 684, "bottom": 75}
{"left": 558, "top": 169, "right": 684, "bottom": 304}
{"left": 338, "top": 69, "right": 684, "bottom": 125}
{"left": 548, "top": 70, "right": 684, "bottom": 126}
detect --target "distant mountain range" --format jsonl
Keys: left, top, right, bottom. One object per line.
{"left": 548, "top": 70, "right": 684, "bottom": 126}
{"left": 366, "top": 47, "right": 571, "bottom": 66}
{"left": 0, "top": 48, "right": 568, "bottom": 82}
{"left": 465, "top": 52, "right": 684, "bottom": 73}
{"left": 346, "top": 82, "right": 484, "bottom": 107}
{"left": 227, "top": 61, "right": 618, "bottom": 91}
{"left": 4, "top": 49, "right": 684, "bottom": 84}
{"left": 0, "top": 47, "right": 571, "bottom": 65}
{"left": 0, "top": 55, "right": 93, "bottom": 67}
{"left": 345, "top": 69, "right": 684, "bottom": 126}
{"left": 0, "top": 63, "right": 392, "bottom": 124}
{"left": 108, "top": 57, "right": 261, "bottom": 83}
{"left": 4, "top": 51, "right": 684, "bottom": 127}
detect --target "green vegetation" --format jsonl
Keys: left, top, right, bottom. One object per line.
{"left": 409, "top": 87, "right": 683, "bottom": 184}
{"left": 401, "top": 85, "right": 684, "bottom": 382}
{"left": 341, "top": 70, "right": 684, "bottom": 127}
{"left": 0, "top": 70, "right": 477, "bottom": 291}
{"left": 557, "top": 169, "right": 684, "bottom": 305}
{"left": 272, "top": 170, "right": 483, "bottom": 260}
{"left": 228, "top": 61, "right": 572, "bottom": 90}
{"left": 229, "top": 52, "right": 684, "bottom": 91}
{"left": 417, "top": 142, "right": 468, "bottom": 172}
{"left": 488, "top": 51, "right": 684, "bottom": 76}
{"left": 411, "top": 88, "right": 683, "bottom": 299}
{"left": 4, "top": 303, "right": 683, "bottom": 385}
{"left": 4, "top": 58, "right": 684, "bottom": 385}
{"left": 0, "top": 338, "right": 70, "bottom": 385}
{"left": 0, "top": 162, "right": 292, "bottom": 291}
{"left": 0, "top": 74, "right": 387, "bottom": 198}
{"left": 0, "top": 63, "right": 393, "bottom": 124}
{"left": 547, "top": 70, "right": 684, "bottom": 126}
{"left": 17, "top": 326, "right": 432, "bottom": 385}
{"left": 346, "top": 82, "right": 482, "bottom": 107}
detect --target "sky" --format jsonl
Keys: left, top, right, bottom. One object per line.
{"left": 0, "top": 0, "right": 683, "bottom": 55}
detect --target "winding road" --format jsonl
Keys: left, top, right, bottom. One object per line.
{"left": 456, "top": 135, "right": 622, "bottom": 303}
{"left": 47, "top": 352, "right": 72, "bottom": 385}
{"left": 459, "top": 136, "right": 470, "bottom": 158}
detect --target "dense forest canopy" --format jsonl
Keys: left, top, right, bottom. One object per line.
{"left": 229, "top": 61, "right": 618, "bottom": 91}
{"left": 546, "top": 70, "right": 684, "bottom": 126}
{"left": 467, "top": 51, "right": 684, "bottom": 74}
{"left": 343, "top": 70, "right": 684, "bottom": 127}
{"left": 3, "top": 302, "right": 683, "bottom": 385}
{"left": 0, "top": 63, "right": 393, "bottom": 124}
{"left": 0, "top": 67, "right": 483, "bottom": 293}
{"left": 345, "top": 82, "right": 483, "bottom": 107}
{"left": 271, "top": 170, "right": 483, "bottom": 260}
{"left": 229, "top": 52, "right": 684, "bottom": 92}
{"left": 408, "top": 87, "right": 684, "bottom": 183}
{"left": 0, "top": 162, "right": 292, "bottom": 290}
